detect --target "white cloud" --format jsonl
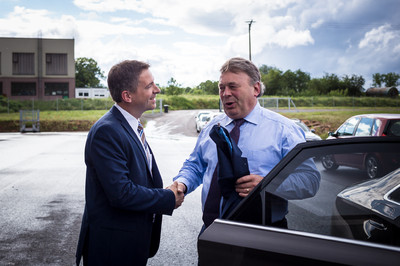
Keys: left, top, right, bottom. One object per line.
{"left": 1, "top": 0, "right": 399, "bottom": 88}
{"left": 73, "top": 0, "right": 146, "bottom": 13}
{"left": 359, "top": 24, "right": 398, "bottom": 50}
{"left": 273, "top": 26, "right": 314, "bottom": 48}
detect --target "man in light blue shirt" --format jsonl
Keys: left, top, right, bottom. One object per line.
{"left": 173, "top": 57, "right": 320, "bottom": 230}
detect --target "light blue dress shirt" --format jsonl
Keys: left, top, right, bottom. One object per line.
{"left": 174, "top": 102, "right": 320, "bottom": 222}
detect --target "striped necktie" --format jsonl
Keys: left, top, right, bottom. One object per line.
{"left": 137, "top": 121, "right": 152, "bottom": 168}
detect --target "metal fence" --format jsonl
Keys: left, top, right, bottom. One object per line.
{"left": 1, "top": 96, "right": 399, "bottom": 113}
{"left": 0, "top": 98, "right": 165, "bottom": 113}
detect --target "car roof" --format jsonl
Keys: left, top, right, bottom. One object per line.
{"left": 351, "top": 113, "right": 400, "bottom": 119}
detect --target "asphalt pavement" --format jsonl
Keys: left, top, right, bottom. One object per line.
{"left": 0, "top": 110, "right": 203, "bottom": 265}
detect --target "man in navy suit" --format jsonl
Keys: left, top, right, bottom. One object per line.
{"left": 76, "top": 60, "right": 184, "bottom": 266}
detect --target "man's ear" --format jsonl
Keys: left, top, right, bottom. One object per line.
{"left": 121, "top": 90, "right": 133, "bottom": 103}
{"left": 253, "top": 81, "right": 261, "bottom": 97}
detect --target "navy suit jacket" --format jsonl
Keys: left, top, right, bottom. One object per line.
{"left": 76, "top": 106, "right": 175, "bottom": 266}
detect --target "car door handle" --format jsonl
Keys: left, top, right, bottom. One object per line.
{"left": 363, "top": 219, "right": 387, "bottom": 239}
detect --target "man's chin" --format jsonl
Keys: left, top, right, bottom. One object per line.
{"left": 224, "top": 109, "right": 239, "bottom": 119}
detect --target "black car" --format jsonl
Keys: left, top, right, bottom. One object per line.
{"left": 334, "top": 168, "right": 400, "bottom": 246}
{"left": 198, "top": 137, "right": 400, "bottom": 265}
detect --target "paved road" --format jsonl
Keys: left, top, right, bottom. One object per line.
{"left": 0, "top": 110, "right": 205, "bottom": 265}
{"left": 0, "top": 132, "right": 87, "bottom": 265}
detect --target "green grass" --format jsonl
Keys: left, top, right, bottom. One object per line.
{"left": 0, "top": 110, "right": 108, "bottom": 121}
{"left": 1, "top": 103, "right": 399, "bottom": 138}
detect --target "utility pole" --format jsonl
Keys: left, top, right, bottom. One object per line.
{"left": 246, "top": 19, "right": 255, "bottom": 61}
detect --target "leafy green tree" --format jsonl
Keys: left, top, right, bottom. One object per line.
{"left": 165, "top": 77, "right": 184, "bottom": 95}
{"left": 259, "top": 65, "right": 275, "bottom": 75}
{"left": 320, "top": 73, "right": 341, "bottom": 95}
{"left": 294, "top": 69, "right": 311, "bottom": 93}
{"left": 196, "top": 80, "right": 219, "bottom": 95}
{"left": 281, "top": 70, "right": 296, "bottom": 95}
{"left": 342, "top": 74, "right": 365, "bottom": 96}
{"left": 261, "top": 67, "right": 283, "bottom": 95}
{"left": 280, "top": 69, "right": 311, "bottom": 95}
{"left": 75, "top": 57, "right": 105, "bottom": 88}
{"left": 307, "top": 78, "right": 324, "bottom": 95}
{"left": 372, "top": 73, "right": 384, "bottom": 87}
{"left": 383, "top": 72, "right": 400, "bottom": 87}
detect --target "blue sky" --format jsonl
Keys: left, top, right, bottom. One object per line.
{"left": 1, "top": 0, "right": 399, "bottom": 88}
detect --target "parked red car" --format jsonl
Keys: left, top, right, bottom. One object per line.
{"left": 322, "top": 114, "right": 400, "bottom": 178}
{"left": 327, "top": 113, "right": 400, "bottom": 138}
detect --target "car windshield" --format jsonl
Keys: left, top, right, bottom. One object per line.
{"left": 201, "top": 116, "right": 210, "bottom": 122}
{"left": 227, "top": 138, "right": 400, "bottom": 248}
{"left": 336, "top": 117, "right": 360, "bottom": 136}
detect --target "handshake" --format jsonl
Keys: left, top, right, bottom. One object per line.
{"left": 166, "top": 181, "right": 186, "bottom": 209}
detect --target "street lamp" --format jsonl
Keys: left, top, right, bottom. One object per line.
{"left": 246, "top": 19, "right": 255, "bottom": 61}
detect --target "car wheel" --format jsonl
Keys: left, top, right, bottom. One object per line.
{"left": 365, "top": 155, "right": 380, "bottom": 179}
{"left": 321, "top": 155, "right": 339, "bottom": 171}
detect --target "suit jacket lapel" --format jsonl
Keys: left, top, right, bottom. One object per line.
{"left": 110, "top": 106, "right": 154, "bottom": 181}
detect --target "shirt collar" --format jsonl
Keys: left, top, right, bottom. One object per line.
{"left": 114, "top": 103, "right": 139, "bottom": 133}
{"left": 225, "top": 101, "right": 260, "bottom": 127}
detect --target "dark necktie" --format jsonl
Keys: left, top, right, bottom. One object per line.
{"left": 202, "top": 119, "right": 246, "bottom": 228}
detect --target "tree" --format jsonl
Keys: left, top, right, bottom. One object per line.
{"left": 280, "top": 69, "right": 311, "bottom": 95}
{"left": 342, "top": 74, "right": 365, "bottom": 96}
{"left": 259, "top": 65, "right": 275, "bottom": 75}
{"left": 294, "top": 69, "right": 311, "bottom": 94}
{"left": 372, "top": 73, "right": 384, "bottom": 87}
{"left": 320, "top": 73, "right": 341, "bottom": 95}
{"left": 75, "top": 57, "right": 105, "bottom": 88}
{"left": 165, "top": 77, "right": 184, "bottom": 95}
{"left": 196, "top": 80, "right": 219, "bottom": 95}
{"left": 383, "top": 72, "right": 400, "bottom": 87}
{"left": 372, "top": 72, "right": 399, "bottom": 87}
{"left": 261, "top": 67, "right": 282, "bottom": 95}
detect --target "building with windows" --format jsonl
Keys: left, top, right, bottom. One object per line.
{"left": 0, "top": 37, "right": 75, "bottom": 100}
{"left": 75, "top": 87, "right": 110, "bottom": 99}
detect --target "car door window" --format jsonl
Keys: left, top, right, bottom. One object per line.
{"left": 337, "top": 117, "right": 360, "bottom": 136}
{"left": 355, "top": 117, "right": 374, "bottom": 136}
{"left": 228, "top": 140, "right": 400, "bottom": 248}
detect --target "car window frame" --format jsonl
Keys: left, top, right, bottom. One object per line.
{"left": 199, "top": 218, "right": 400, "bottom": 265}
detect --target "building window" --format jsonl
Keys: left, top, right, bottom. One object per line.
{"left": 78, "top": 91, "right": 89, "bottom": 97}
{"left": 45, "top": 83, "right": 69, "bottom": 97}
{"left": 46, "top": 54, "right": 68, "bottom": 75}
{"left": 0, "top": 82, "right": 3, "bottom": 95}
{"left": 12, "top": 53, "right": 35, "bottom": 75}
{"left": 11, "top": 82, "right": 36, "bottom": 96}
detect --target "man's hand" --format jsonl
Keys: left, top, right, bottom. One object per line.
{"left": 235, "top": 174, "right": 263, "bottom": 197}
{"left": 167, "top": 181, "right": 185, "bottom": 209}
{"left": 177, "top": 182, "right": 187, "bottom": 194}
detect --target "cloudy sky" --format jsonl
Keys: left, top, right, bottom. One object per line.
{"left": 1, "top": 0, "right": 399, "bottom": 88}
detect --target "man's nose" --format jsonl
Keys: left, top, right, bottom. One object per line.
{"left": 222, "top": 87, "right": 232, "bottom": 96}
{"left": 154, "top": 84, "right": 161, "bottom": 94}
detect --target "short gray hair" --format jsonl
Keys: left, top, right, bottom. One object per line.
{"left": 220, "top": 57, "right": 265, "bottom": 96}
